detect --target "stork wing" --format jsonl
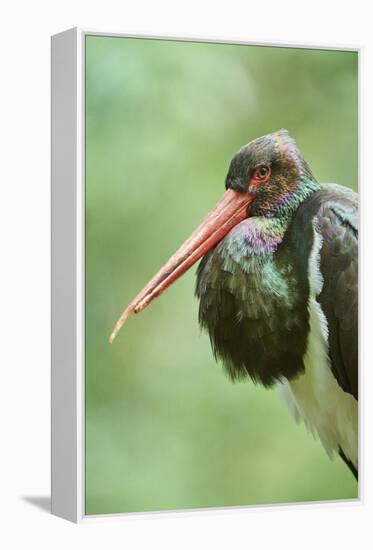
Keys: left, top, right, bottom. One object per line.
{"left": 310, "top": 184, "right": 358, "bottom": 400}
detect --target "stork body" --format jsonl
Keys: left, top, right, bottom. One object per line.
{"left": 111, "top": 130, "right": 358, "bottom": 479}
{"left": 196, "top": 183, "right": 358, "bottom": 477}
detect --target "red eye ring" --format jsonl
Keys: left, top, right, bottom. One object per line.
{"left": 251, "top": 165, "right": 271, "bottom": 186}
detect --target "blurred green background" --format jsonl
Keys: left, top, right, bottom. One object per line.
{"left": 85, "top": 36, "right": 358, "bottom": 515}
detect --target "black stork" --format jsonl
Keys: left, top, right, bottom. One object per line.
{"left": 110, "top": 129, "right": 358, "bottom": 480}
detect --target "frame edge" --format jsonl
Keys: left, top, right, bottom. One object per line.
{"left": 51, "top": 26, "right": 83, "bottom": 523}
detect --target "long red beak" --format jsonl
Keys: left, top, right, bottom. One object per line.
{"left": 109, "top": 188, "right": 254, "bottom": 343}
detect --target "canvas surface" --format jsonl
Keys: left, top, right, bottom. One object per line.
{"left": 84, "top": 35, "right": 358, "bottom": 515}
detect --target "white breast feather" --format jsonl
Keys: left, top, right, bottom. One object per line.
{"left": 279, "top": 222, "right": 358, "bottom": 467}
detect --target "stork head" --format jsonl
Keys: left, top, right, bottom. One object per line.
{"left": 109, "top": 129, "right": 319, "bottom": 342}
{"left": 225, "top": 129, "right": 317, "bottom": 217}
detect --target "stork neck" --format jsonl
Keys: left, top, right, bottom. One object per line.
{"left": 267, "top": 176, "right": 320, "bottom": 220}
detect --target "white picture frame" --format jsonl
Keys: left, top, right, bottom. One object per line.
{"left": 51, "top": 27, "right": 361, "bottom": 523}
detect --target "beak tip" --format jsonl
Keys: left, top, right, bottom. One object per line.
{"left": 109, "top": 305, "right": 135, "bottom": 344}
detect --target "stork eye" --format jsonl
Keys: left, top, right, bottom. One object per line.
{"left": 251, "top": 165, "right": 271, "bottom": 186}
{"left": 257, "top": 166, "right": 270, "bottom": 179}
